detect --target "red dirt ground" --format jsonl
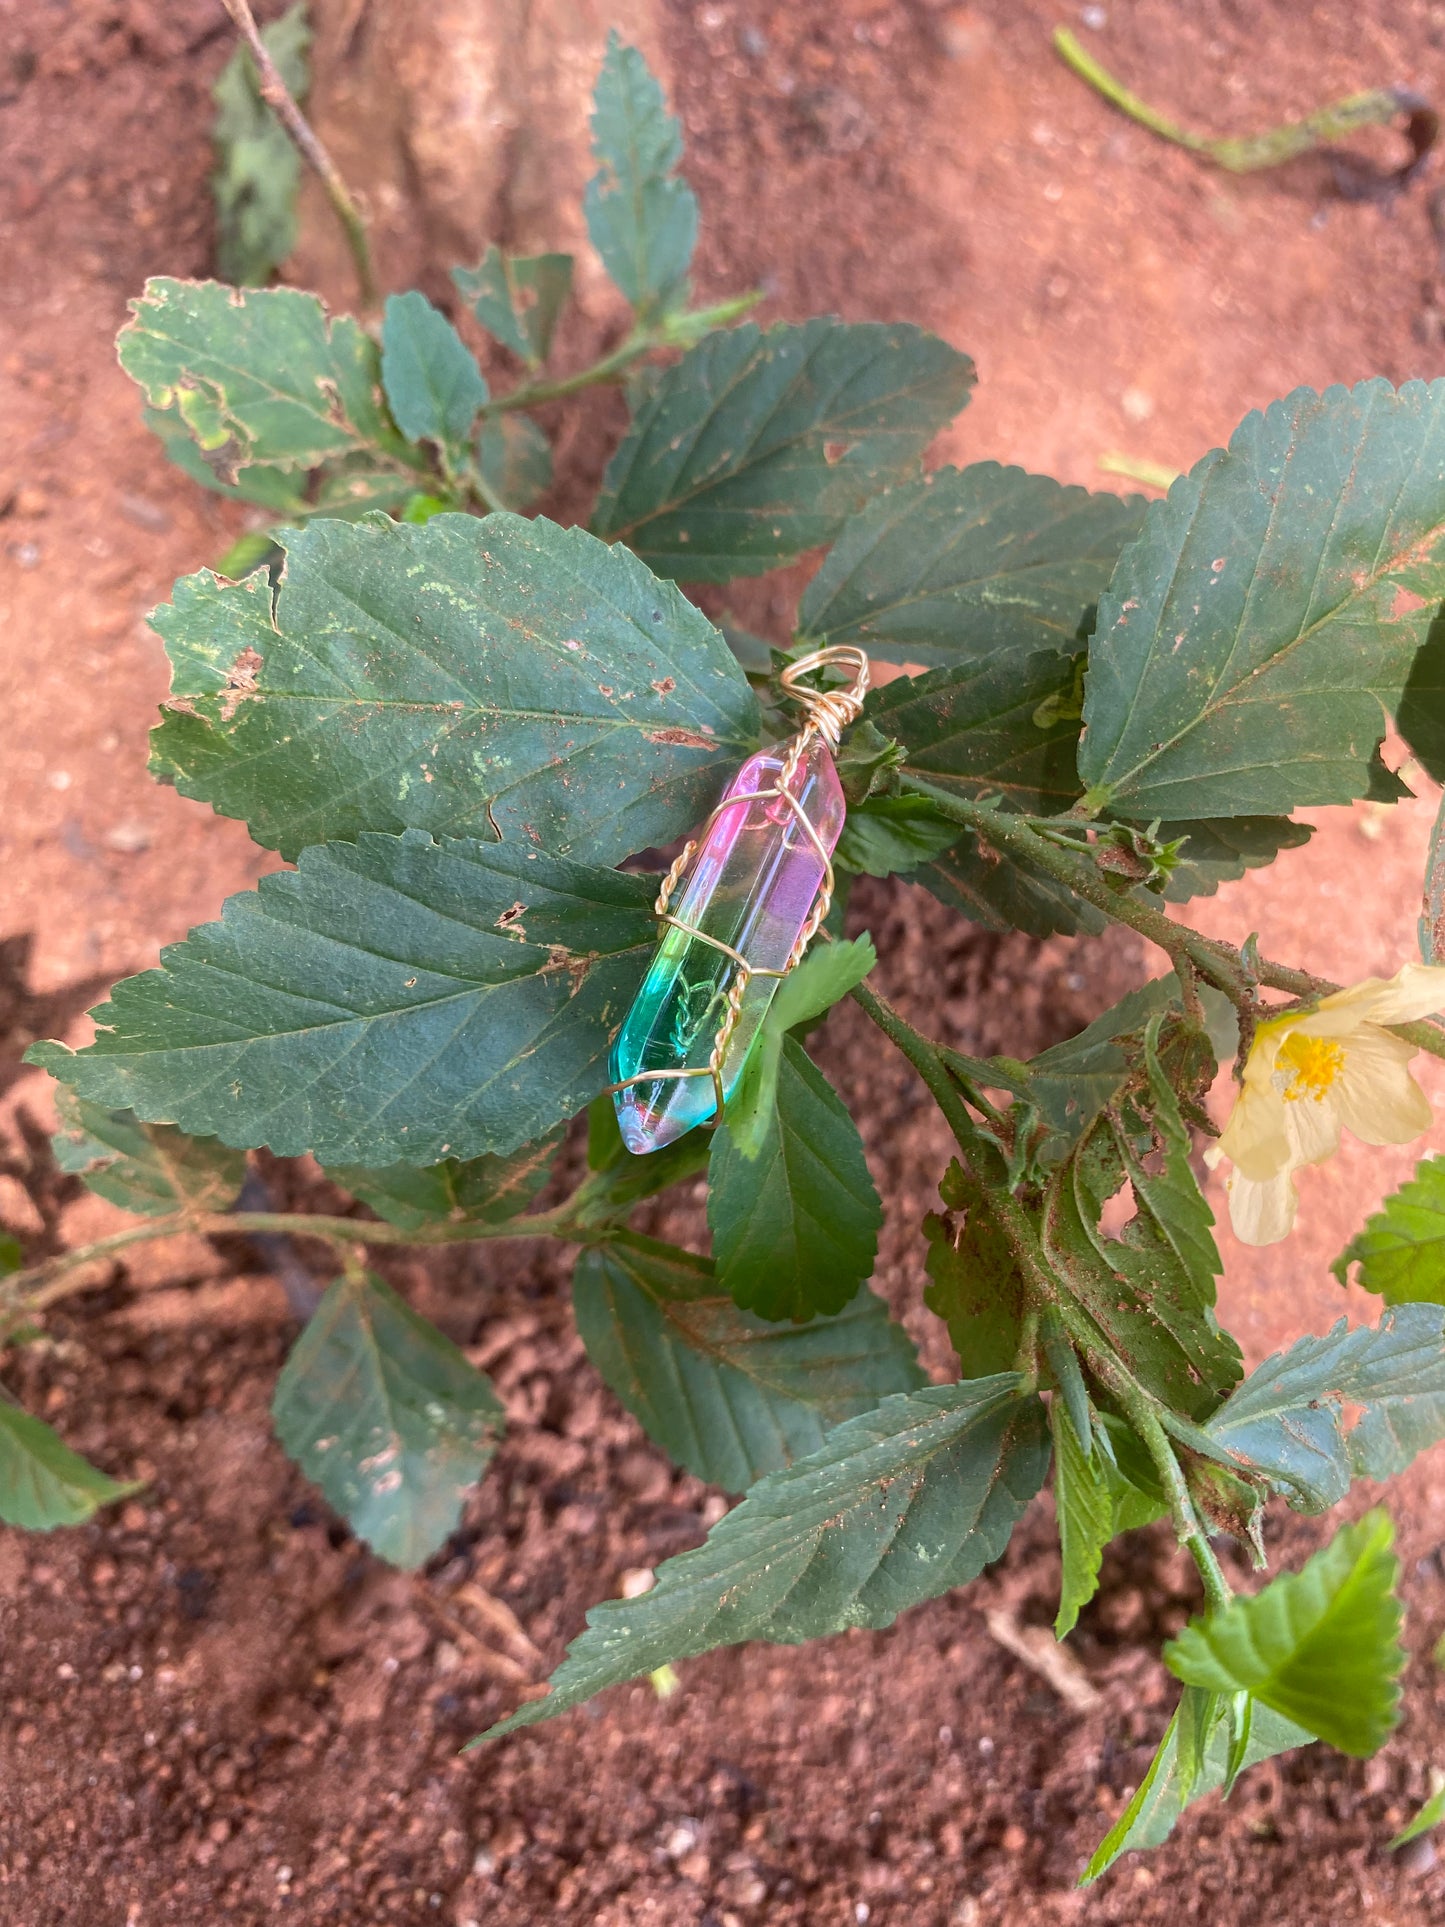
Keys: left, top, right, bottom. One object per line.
{"left": 6, "top": 2, "right": 1445, "bottom": 1923}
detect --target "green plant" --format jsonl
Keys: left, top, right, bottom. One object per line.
{"left": 12, "top": 27, "right": 1445, "bottom": 1884}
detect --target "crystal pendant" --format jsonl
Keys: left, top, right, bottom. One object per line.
{"left": 610, "top": 739, "right": 846, "bottom": 1154}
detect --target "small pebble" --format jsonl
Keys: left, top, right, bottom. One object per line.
{"left": 1081, "top": 4, "right": 1107, "bottom": 27}
{"left": 1002, "top": 1823, "right": 1028, "bottom": 1853}
{"left": 1398, "top": 1833, "right": 1438, "bottom": 1876}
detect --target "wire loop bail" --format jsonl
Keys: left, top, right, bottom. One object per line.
{"left": 778, "top": 644, "right": 871, "bottom": 748}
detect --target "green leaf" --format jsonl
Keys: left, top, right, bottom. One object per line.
{"left": 573, "top": 1236, "right": 925, "bottom": 1492}
{"left": 1081, "top": 1687, "right": 1311, "bottom": 1882}
{"left": 1024, "top": 977, "right": 1235, "bottom": 1167}
{"left": 592, "top": 319, "right": 975, "bottom": 582}
{"left": 1397, "top": 613, "right": 1445, "bottom": 784}
{"left": 836, "top": 793, "right": 961, "bottom": 878}
{"left": 380, "top": 292, "right": 489, "bottom": 450}
{"left": 923, "top": 1159, "right": 1025, "bottom": 1379}
{"left": 709, "top": 1037, "right": 880, "bottom": 1321}
{"left": 1164, "top": 1511, "right": 1404, "bottom": 1757}
{"left": 146, "top": 513, "right": 759, "bottom": 866}
{"left": 1150, "top": 816, "right": 1314, "bottom": 903}
{"left": 476, "top": 413, "right": 552, "bottom": 510}
{"left": 0, "top": 1235, "right": 21, "bottom": 1276}
{"left": 141, "top": 404, "right": 308, "bottom": 511}
{"left": 51, "top": 1088, "right": 247, "bottom": 1218}
{"left": 722, "top": 934, "right": 876, "bottom": 1160}
{"left": 29, "top": 832, "right": 656, "bottom": 1167}
{"left": 1390, "top": 1777, "right": 1445, "bottom": 1849}
{"left": 1335, "top": 1155, "right": 1445, "bottom": 1303}
{"left": 1079, "top": 380, "right": 1445, "bottom": 819}
{"left": 451, "top": 248, "right": 573, "bottom": 366}
{"left": 118, "top": 278, "right": 414, "bottom": 483}
{"left": 272, "top": 1269, "right": 504, "bottom": 1567}
{"left": 326, "top": 1129, "right": 562, "bottom": 1235}
{"left": 476, "top": 1376, "right": 1049, "bottom": 1742}
{"left": 1052, "top": 1397, "right": 1111, "bottom": 1639}
{"left": 578, "top": 1094, "right": 712, "bottom": 1220}
{"left": 1043, "top": 1023, "right": 1241, "bottom": 1419}
{"left": 0, "top": 1404, "right": 139, "bottom": 1531}
{"left": 918, "top": 834, "right": 1107, "bottom": 940}
{"left": 796, "top": 464, "right": 1146, "bottom": 667}
{"left": 1201, "top": 1304, "right": 1445, "bottom": 1511}
{"left": 584, "top": 32, "right": 698, "bottom": 319}
{"left": 211, "top": 1, "right": 310, "bottom": 287}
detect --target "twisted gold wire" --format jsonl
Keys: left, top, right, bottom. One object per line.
{"left": 607, "top": 646, "right": 869, "bottom": 1116}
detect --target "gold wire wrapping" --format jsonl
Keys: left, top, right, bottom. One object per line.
{"left": 606, "top": 644, "right": 870, "bottom": 1122}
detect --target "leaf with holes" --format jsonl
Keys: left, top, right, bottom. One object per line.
{"left": 28, "top": 832, "right": 656, "bottom": 1166}
{"left": 584, "top": 33, "right": 697, "bottom": 319}
{"left": 1080, "top": 381, "right": 1445, "bottom": 819}
{"left": 380, "top": 292, "right": 489, "bottom": 451}
{"left": 1044, "top": 1024, "right": 1240, "bottom": 1420}
{"left": 1165, "top": 1511, "right": 1404, "bottom": 1756}
{"left": 0, "top": 1405, "right": 140, "bottom": 1531}
{"left": 272, "top": 1269, "right": 505, "bottom": 1567}
{"left": 52, "top": 1088, "right": 246, "bottom": 1218}
{"left": 476, "top": 1376, "right": 1049, "bottom": 1742}
{"left": 709, "top": 1037, "right": 881, "bottom": 1322}
{"left": 118, "top": 278, "right": 417, "bottom": 484}
{"left": 1336, "top": 1157, "right": 1445, "bottom": 1304}
{"left": 452, "top": 248, "right": 573, "bottom": 367}
{"left": 573, "top": 1236, "right": 924, "bottom": 1492}
{"left": 796, "top": 464, "right": 1146, "bottom": 667}
{"left": 327, "top": 1129, "right": 563, "bottom": 1235}
{"left": 592, "top": 319, "right": 975, "bottom": 581}
{"left": 145, "top": 512, "right": 758, "bottom": 865}
{"left": 1199, "top": 1304, "right": 1445, "bottom": 1511}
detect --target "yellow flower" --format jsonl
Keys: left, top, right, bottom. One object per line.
{"left": 1209, "top": 962, "right": 1445, "bottom": 1246}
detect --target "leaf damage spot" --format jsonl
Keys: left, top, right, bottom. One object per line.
{"left": 496, "top": 901, "right": 527, "bottom": 937}
{"left": 1390, "top": 585, "right": 1432, "bottom": 621}
{"left": 651, "top": 676, "right": 677, "bottom": 697}
{"left": 823, "top": 440, "right": 855, "bottom": 465}
{"left": 646, "top": 725, "right": 716, "bottom": 748}
{"left": 218, "top": 645, "right": 264, "bottom": 722}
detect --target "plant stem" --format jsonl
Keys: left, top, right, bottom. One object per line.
{"left": 1092, "top": 1354, "right": 1233, "bottom": 1614}
{"left": 1053, "top": 28, "right": 1209, "bottom": 155}
{"left": 481, "top": 332, "right": 655, "bottom": 414}
{"left": 900, "top": 780, "right": 1445, "bottom": 1061}
{"left": 220, "top": 0, "right": 377, "bottom": 309}
{"left": 851, "top": 981, "right": 999, "bottom": 1167}
{"left": 4, "top": 1200, "right": 588, "bottom": 1321}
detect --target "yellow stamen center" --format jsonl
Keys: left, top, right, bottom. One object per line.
{"left": 1277, "top": 1032, "right": 1346, "bottom": 1103}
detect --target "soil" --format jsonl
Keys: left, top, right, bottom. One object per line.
{"left": 6, "top": 2, "right": 1445, "bottom": 1923}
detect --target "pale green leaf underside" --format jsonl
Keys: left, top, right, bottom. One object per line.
{"left": 28, "top": 832, "right": 656, "bottom": 1167}
{"left": 1202, "top": 1303, "right": 1445, "bottom": 1509}
{"left": 0, "top": 1405, "right": 139, "bottom": 1531}
{"left": 709, "top": 1038, "right": 882, "bottom": 1322}
{"left": 1080, "top": 380, "right": 1445, "bottom": 818}
{"left": 52, "top": 1089, "right": 246, "bottom": 1218}
{"left": 272, "top": 1270, "right": 504, "bottom": 1568}
{"left": 573, "top": 1238, "right": 925, "bottom": 1493}
{"left": 146, "top": 513, "right": 758, "bottom": 866}
{"left": 1163, "top": 1511, "right": 1404, "bottom": 1757}
{"left": 1335, "top": 1155, "right": 1445, "bottom": 1303}
{"left": 477, "top": 1377, "right": 1049, "bottom": 1743}
{"left": 592, "top": 319, "right": 976, "bottom": 581}
{"left": 451, "top": 247, "right": 573, "bottom": 366}
{"left": 797, "top": 463, "right": 1146, "bottom": 666}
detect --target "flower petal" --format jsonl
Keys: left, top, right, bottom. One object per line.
{"left": 1333, "top": 1026, "right": 1434, "bottom": 1146}
{"left": 1217, "top": 1079, "right": 1292, "bottom": 1179}
{"left": 1280, "top": 1083, "right": 1343, "bottom": 1168}
{"left": 1223, "top": 1164, "right": 1299, "bottom": 1246}
{"left": 1301, "top": 962, "right": 1445, "bottom": 1033}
